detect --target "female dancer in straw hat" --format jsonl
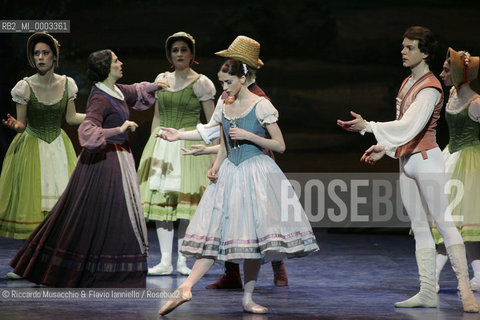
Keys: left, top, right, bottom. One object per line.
{"left": 158, "top": 35, "right": 289, "bottom": 288}
{"left": 0, "top": 32, "right": 85, "bottom": 242}
{"left": 9, "top": 49, "right": 167, "bottom": 287}
{"left": 158, "top": 57, "right": 318, "bottom": 315}
{"left": 433, "top": 48, "right": 480, "bottom": 292}
{"left": 137, "top": 32, "right": 216, "bottom": 276}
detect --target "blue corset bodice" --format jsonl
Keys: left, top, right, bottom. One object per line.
{"left": 222, "top": 103, "right": 265, "bottom": 166}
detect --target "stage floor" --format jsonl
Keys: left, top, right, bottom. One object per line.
{"left": 1, "top": 226, "right": 479, "bottom": 320}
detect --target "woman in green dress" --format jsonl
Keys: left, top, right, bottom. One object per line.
{"left": 0, "top": 32, "right": 84, "bottom": 240}
{"left": 137, "top": 32, "right": 215, "bottom": 276}
{"left": 434, "top": 48, "right": 480, "bottom": 291}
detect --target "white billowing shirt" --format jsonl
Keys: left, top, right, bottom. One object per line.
{"left": 365, "top": 77, "right": 441, "bottom": 158}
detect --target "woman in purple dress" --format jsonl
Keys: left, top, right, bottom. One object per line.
{"left": 9, "top": 49, "right": 168, "bottom": 288}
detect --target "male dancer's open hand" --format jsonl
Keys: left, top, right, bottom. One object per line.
{"left": 337, "top": 111, "right": 367, "bottom": 132}
{"left": 360, "top": 144, "right": 385, "bottom": 165}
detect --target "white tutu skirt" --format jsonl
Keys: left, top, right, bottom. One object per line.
{"left": 181, "top": 154, "right": 318, "bottom": 264}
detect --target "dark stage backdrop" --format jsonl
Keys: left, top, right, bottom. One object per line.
{"left": 1, "top": 0, "right": 480, "bottom": 173}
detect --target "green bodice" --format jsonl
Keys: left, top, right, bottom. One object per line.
{"left": 157, "top": 78, "right": 202, "bottom": 129}
{"left": 25, "top": 78, "right": 68, "bottom": 143}
{"left": 446, "top": 106, "right": 480, "bottom": 153}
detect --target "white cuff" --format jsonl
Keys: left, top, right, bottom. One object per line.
{"left": 359, "top": 120, "right": 372, "bottom": 136}
{"left": 12, "top": 96, "right": 28, "bottom": 105}
{"left": 196, "top": 123, "right": 220, "bottom": 144}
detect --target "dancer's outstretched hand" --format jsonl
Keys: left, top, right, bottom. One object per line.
{"left": 337, "top": 111, "right": 366, "bottom": 132}
{"left": 157, "top": 127, "right": 180, "bottom": 141}
{"left": 360, "top": 144, "right": 385, "bottom": 165}
{"left": 182, "top": 145, "right": 206, "bottom": 156}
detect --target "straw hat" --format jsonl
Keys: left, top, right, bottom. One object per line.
{"left": 26, "top": 32, "right": 60, "bottom": 68}
{"left": 165, "top": 31, "right": 195, "bottom": 65}
{"left": 448, "top": 47, "right": 479, "bottom": 87}
{"left": 215, "top": 36, "right": 264, "bottom": 69}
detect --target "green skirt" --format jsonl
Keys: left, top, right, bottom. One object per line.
{"left": 137, "top": 126, "right": 211, "bottom": 221}
{"left": 433, "top": 144, "right": 480, "bottom": 243}
{"left": 0, "top": 130, "right": 77, "bottom": 239}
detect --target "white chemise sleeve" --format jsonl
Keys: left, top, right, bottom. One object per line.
{"left": 367, "top": 87, "right": 440, "bottom": 158}
{"left": 154, "top": 72, "right": 167, "bottom": 87}
{"left": 468, "top": 97, "right": 480, "bottom": 123}
{"left": 255, "top": 98, "right": 279, "bottom": 126}
{"left": 197, "top": 97, "right": 224, "bottom": 144}
{"left": 11, "top": 79, "right": 30, "bottom": 105}
{"left": 193, "top": 75, "right": 216, "bottom": 101}
{"left": 67, "top": 77, "right": 78, "bottom": 101}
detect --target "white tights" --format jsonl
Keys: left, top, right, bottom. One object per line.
{"left": 399, "top": 148, "right": 463, "bottom": 251}
{"left": 242, "top": 260, "right": 262, "bottom": 306}
{"left": 180, "top": 258, "right": 215, "bottom": 289}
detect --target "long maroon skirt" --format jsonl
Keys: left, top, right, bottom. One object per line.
{"left": 10, "top": 144, "right": 148, "bottom": 288}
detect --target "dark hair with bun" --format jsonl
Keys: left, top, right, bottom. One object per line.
{"left": 87, "top": 49, "right": 112, "bottom": 82}
{"left": 219, "top": 58, "right": 246, "bottom": 78}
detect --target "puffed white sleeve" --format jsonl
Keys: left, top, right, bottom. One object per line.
{"left": 10, "top": 79, "right": 30, "bottom": 105}
{"left": 67, "top": 77, "right": 78, "bottom": 101}
{"left": 255, "top": 98, "right": 279, "bottom": 126}
{"left": 367, "top": 87, "right": 440, "bottom": 158}
{"left": 193, "top": 75, "right": 216, "bottom": 101}
{"left": 154, "top": 72, "right": 167, "bottom": 83}
{"left": 197, "top": 97, "right": 224, "bottom": 144}
{"left": 468, "top": 97, "right": 480, "bottom": 123}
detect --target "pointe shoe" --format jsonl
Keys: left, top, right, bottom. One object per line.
{"left": 148, "top": 263, "right": 173, "bottom": 276}
{"left": 243, "top": 301, "right": 268, "bottom": 314}
{"left": 158, "top": 289, "right": 192, "bottom": 316}
{"left": 6, "top": 272, "right": 22, "bottom": 280}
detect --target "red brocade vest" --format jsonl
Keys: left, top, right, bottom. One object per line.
{"left": 394, "top": 72, "right": 444, "bottom": 159}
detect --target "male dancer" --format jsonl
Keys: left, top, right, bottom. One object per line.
{"left": 337, "top": 26, "right": 479, "bottom": 312}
